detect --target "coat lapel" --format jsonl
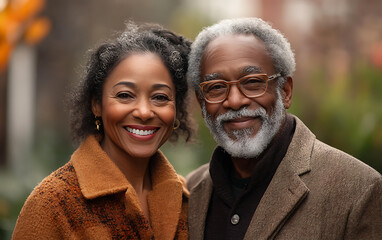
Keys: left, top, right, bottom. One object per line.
{"left": 147, "top": 151, "right": 188, "bottom": 240}
{"left": 244, "top": 117, "right": 314, "bottom": 239}
{"left": 188, "top": 170, "right": 213, "bottom": 240}
{"left": 71, "top": 135, "right": 129, "bottom": 199}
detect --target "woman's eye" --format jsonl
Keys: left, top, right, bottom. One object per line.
{"left": 116, "top": 92, "right": 133, "bottom": 99}
{"left": 153, "top": 94, "right": 171, "bottom": 102}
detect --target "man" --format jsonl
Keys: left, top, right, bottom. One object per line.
{"left": 186, "top": 18, "right": 382, "bottom": 240}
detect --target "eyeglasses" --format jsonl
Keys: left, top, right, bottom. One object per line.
{"left": 199, "top": 73, "right": 281, "bottom": 103}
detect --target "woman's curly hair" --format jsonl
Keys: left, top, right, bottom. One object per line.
{"left": 69, "top": 22, "right": 195, "bottom": 144}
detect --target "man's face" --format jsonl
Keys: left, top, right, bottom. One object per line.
{"left": 199, "top": 34, "right": 290, "bottom": 158}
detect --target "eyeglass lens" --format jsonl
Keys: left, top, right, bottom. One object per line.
{"left": 202, "top": 75, "right": 268, "bottom": 102}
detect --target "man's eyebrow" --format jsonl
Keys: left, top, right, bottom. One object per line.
{"left": 242, "top": 66, "right": 263, "bottom": 74}
{"left": 203, "top": 73, "right": 223, "bottom": 81}
{"left": 202, "top": 66, "right": 263, "bottom": 82}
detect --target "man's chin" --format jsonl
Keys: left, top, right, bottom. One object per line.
{"left": 225, "top": 127, "right": 257, "bottom": 140}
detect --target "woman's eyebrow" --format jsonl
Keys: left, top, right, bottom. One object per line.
{"left": 112, "top": 81, "right": 136, "bottom": 89}
{"left": 152, "top": 83, "right": 172, "bottom": 90}
{"left": 113, "top": 81, "right": 172, "bottom": 91}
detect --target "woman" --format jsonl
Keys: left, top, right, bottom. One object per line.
{"left": 12, "top": 22, "right": 194, "bottom": 239}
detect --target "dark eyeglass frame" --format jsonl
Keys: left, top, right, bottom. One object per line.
{"left": 199, "top": 73, "right": 281, "bottom": 103}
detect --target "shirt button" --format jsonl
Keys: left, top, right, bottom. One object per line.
{"left": 231, "top": 214, "right": 240, "bottom": 225}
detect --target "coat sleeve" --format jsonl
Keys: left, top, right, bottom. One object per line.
{"left": 344, "top": 176, "right": 382, "bottom": 240}
{"left": 12, "top": 190, "right": 63, "bottom": 240}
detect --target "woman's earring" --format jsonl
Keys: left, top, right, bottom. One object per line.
{"left": 95, "top": 117, "right": 102, "bottom": 131}
{"left": 173, "top": 119, "right": 180, "bottom": 130}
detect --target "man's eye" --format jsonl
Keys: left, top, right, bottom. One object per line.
{"left": 206, "top": 82, "right": 227, "bottom": 92}
{"left": 242, "top": 77, "right": 263, "bottom": 84}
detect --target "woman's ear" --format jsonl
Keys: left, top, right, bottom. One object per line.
{"left": 282, "top": 76, "right": 293, "bottom": 109}
{"left": 91, "top": 97, "right": 102, "bottom": 116}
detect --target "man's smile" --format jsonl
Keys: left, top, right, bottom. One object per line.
{"left": 224, "top": 117, "right": 260, "bottom": 130}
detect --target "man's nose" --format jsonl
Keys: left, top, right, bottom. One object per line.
{"left": 222, "top": 84, "right": 251, "bottom": 110}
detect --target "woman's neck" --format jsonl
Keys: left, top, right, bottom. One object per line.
{"left": 100, "top": 140, "right": 153, "bottom": 218}
{"left": 114, "top": 154, "right": 152, "bottom": 193}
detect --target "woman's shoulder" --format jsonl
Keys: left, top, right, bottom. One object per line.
{"left": 28, "top": 161, "right": 80, "bottom": 202}
{"left": 13, "top": 161, "right": 83, "bottom": 239}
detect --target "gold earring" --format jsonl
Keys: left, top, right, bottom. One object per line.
{"left": 173, "top": 119, "right": 180, "bottom": 130}
{"left": 95, "top": 117, "right": 102, "bottom": 131}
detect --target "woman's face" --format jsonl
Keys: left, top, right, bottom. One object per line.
{"left": 92, "top": 52, "right": 176, "bottom": 161}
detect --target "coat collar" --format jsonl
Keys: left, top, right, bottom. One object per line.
{"left": 71, "top": 135, "right": 129, "bottom": 199}
{"left": 188, "top": 168, "right": 213, "bottom": 240}
{"left": 71, "top": 135, "right": 189, "bottom": 239}
{"left": 147, "top": 150, "right": 189, "bottom": 239}
{"left": 243, "top": 116, "right": 313, "bottom": 239}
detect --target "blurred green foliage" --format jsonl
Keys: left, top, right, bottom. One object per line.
{"left": 290, "top": 63, "right": 382, "bottom": 173}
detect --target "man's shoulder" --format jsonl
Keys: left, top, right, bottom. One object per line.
{"left": 293, "top": 115, "right": 381, "bottom": 180}
{"left": 312, "top": 139, "right": 381, "bottom": 181}
{"left": 186, "top": 163, "right": 210, "bottom": 190}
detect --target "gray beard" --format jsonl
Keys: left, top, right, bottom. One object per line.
{"left": 202, "top": 91, "right": 285, "bottom": 159}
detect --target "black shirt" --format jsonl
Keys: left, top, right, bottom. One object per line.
{"left": 204, "top": 114, "right": 296, "bottom": 240}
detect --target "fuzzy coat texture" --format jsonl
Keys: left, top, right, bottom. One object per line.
{"left": 187, "top": 116, "right": 382, "bottom": 240}
{"left": 13, "top": 135, "right": 189, "bottom": 240}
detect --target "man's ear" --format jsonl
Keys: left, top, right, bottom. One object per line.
{"left": 282, "top": 76, "right": 293, "bottom": 109}
{"left": 91, "top": 97, "right": 102, "bottom": 116}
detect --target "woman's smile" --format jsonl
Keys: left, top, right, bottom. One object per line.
{"left": 125, "top": 125, "right": 160, "bottom": 139}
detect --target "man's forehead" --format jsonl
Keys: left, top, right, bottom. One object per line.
{"left": 200, "top": 34, "right": 272, "bottom": 79}
{"left": 203, "top": 66, "right": 264, "bottom": 81}
{"left": 201, "top": 34, "right": 268, "bottom": 63}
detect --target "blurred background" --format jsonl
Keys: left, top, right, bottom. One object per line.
{"left": 1, "top": 0, "right": 381, "bottom": 238}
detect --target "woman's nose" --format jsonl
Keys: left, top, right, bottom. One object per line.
{"left": 132, "top": 98, "right": 155, "bottom": 121}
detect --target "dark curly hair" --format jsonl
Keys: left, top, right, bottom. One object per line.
{"left": 69, "top": 22, "right": 194, "bottom": 144}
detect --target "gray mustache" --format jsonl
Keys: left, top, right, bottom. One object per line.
{"left": 216, "top": 107, "right": 267, "bottom": 123}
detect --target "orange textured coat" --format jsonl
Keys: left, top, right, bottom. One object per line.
{"left": 12, "top": 135, "right": 189, "bottom": 239}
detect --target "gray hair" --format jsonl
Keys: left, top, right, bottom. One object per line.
{"left": 187, "top": 18, "right": 296, "bottom": 96}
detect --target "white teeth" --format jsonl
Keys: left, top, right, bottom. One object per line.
{"left": 126, "top": 127, "right": 157, "bottom": 136}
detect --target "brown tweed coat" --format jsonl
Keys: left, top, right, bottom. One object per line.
{"left": 187, "top": 116, "right": 382, "bottom": 240}
{"left": 13, "top": 135, "right": 189, "bottom": 240}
